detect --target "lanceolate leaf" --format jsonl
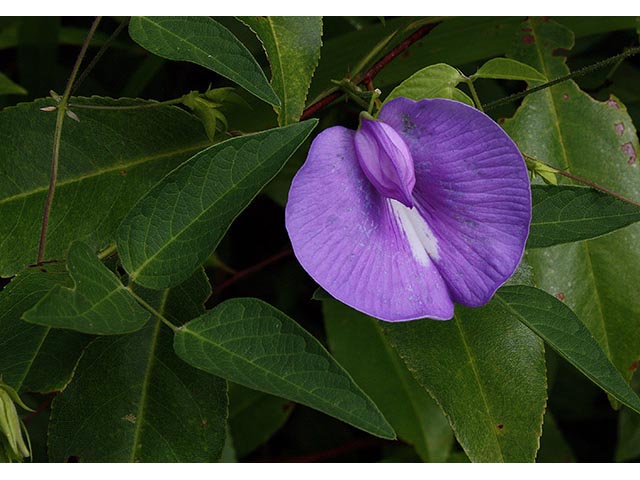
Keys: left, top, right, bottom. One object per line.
{"left": 503, "top": 18, "right": 640, "bottom": 381}
{"left": 323, "top": 300, "right": 453, "bottom": 462}
{"left": 384, "top": 63, "right": 473, "bottom": 106}
{"left": 173, "top": 298, "right": 396, "bottom": 440}
{"left": 529, "top": 185, "right": 640, "bottom": 248}
{"left": 117, "top": 119, "right": 317, "bottom": 290}
{"left": 0, "top": 268, "right": 70, "bottom": 390}
{"left": 23, "top": 242, "right": 150, "bottom": 335}
{"left": 383, "top": 300, "right": 547, "bottom": 462}
{"left": 494, "top": 286, "right": 640, "bottom": 416}
{"left": 129, "top": 16, "right": 279, "bottom": 107}
{"left": 48, "top": 271, "right": 228, "bottom": 462}
{"left": 240, "top": 16, "right": 322, "bottom": 125}
{"left": 471, "top": 57, "right": 547, "bottom": 82}
{"left": 0, "top": 97, "right": 211, "bottom": 277}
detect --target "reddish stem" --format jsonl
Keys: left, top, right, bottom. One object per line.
{"left": 300, "top": 91, "right": 342, "bottom": 121}
{"left": 23, "top": 392, "right": 58, "bottom": 426}
{"left": 355, "top": 23, "right": 439, "bottom": 85}
{"left": 301, "top": 22, "right": 441, "bottom": 120}
{"left": 216, "top": 249, "right": 293, "bottom": 292}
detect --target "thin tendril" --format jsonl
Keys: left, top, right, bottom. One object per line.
{"left": 71, "top": 18, "right": 129, "bottom": 96}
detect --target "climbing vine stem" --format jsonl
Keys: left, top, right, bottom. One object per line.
{"left": 36, "top": 16, "right": 102, "bottom": 265}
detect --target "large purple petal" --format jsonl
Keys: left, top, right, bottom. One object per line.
{"left": 285, "top": 126, "right": 453, "bottom": 321}
{"left": 379, "top": 97, "right": 531, "bottom": 306}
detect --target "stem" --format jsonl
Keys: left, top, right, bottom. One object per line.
{"left": 71, "top": 18, "right": 129, "bottom": 96}
{"left": 300, "top": 91, "right": 341, "bottom": 120}
{"left": 524, "top": 153, "right": 640, "bottom": 208}
{"left": 483, "top": 46, "right": 640, "bottom": 111}
{"left": 216, "top": 249, "right": 292, "bottom": 293}
{"left": 354, "top": 22, "right": 440, "bottom": 85}
{"left": 126, "top": 287, "right": 179, "bottom": 332}
{"left": 97, "top": 243, "right": 117, "bottom": 260}
{"left": 37, "top": 17, "right": 102, "bottom": 265}
{"left": 69, "top": 97, "right": 184, "bottom": 110}
{"left": 300, "top": 21, "right": 441, "bottom": 120}
{"left": 23, "top": 393, "right": 58, "bottom": 426}
{"left": 465, "top": 78, "right": 484, "bottom": 112}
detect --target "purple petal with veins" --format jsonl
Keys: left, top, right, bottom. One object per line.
{"left": 285, "top": 97, "right": 531, "bottom": 322}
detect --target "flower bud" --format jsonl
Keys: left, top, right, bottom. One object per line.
{"left": 354, "top": 114, "right": 416, "bottom": 207}
{"left": 0, "top": 382, "right": 31, "bottom": 461}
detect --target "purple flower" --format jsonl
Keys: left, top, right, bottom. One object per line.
{"left": 285, "top": 97, "right": 531, "bottom": 322}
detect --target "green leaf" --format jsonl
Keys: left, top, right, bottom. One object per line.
{"left": 240, "top": 17, "right": 322, "bottom": 125}
{"left": 494, "top": 285, "right": 640, "bottom": 416}
{"left": 310, "top": 17, "right": 636, "bottom": 104}
{"left": 323, "top": 299, "right": 453, "bottom": 462}
{"left": 117, "top": 119, "right": 317, "bottom": 290}
{"left": 0, "top": 97, "right": 210, "bottom": 277}
{"left": 471, "top": 57, "right": 547, "bottom": 82}
{"left": 528, "top": 185, "right": 640, "bottom": 248}
{"left": 0, "top": 267, "right": 71, "bottom": 390}
{"left": 20, "top": 329, "right": 90, "bottom": 393}
{"left": 503, "top": 18, "right": 640, "bottom": 382}
{"left": 228, "top": 383, "right": 294, "bottom": 458}
{"left": 173, "top": 298, "right": 395, "bottom": 440}
{"left": 48, "top": 271, "right": 228, "bottom": 462}
{"left": 0, "top": 71, "right": 26, "bottom": 95}
{"left": 129, "top": 16, "right": 279, "bottom": 107}
{"left": 383, "top": 301, "right": 547, "bottom": 462}
{"left": 384, "top": 63, "right": 473, "bottom": 106}
{"left": 23, "top": 242, "right": 150, "bottom": 335}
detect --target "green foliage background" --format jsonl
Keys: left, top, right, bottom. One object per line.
{"left": 1, "top": 16, "right": 640, "bottom": 463}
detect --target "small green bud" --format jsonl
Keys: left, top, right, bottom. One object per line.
{"left": 525, "top": 157, "right": 558, "bottom": 185}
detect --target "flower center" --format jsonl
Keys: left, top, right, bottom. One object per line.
{"left": 354, "top": 114, "right": 416, "bottom": 208}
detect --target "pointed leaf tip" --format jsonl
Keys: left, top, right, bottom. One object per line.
{"left": 173, "top": 298, "right": 396, "bottom": 439}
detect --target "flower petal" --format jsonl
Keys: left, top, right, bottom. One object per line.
{"left": 286, "top": 126, "right": 453, "bottom": 321}
{"left": 379, "top": 97, "right": 531, "bottom": 306}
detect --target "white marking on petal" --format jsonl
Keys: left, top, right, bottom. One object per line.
{"left": 390, "top": 199, "right": 440, "bottom": 265}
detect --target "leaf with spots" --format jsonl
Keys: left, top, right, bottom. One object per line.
{"left": 0, "top": 97, "right": 211, "bottom": 277}
{"left": 383, "top": 296, "right": 547, "bottom": 462}
{"left": 240, "top": 17, "right": 322, "bottom": 126}
{"left": 116, "top": 120, "right": 317, "bottom": 290}
{"left": 23, "top": 242, "right": 150, "bottom": 335}
{"left": 47, "top": 269, "right": 228, "bottom": 462}
{"left": 129, "top": 16, "right": 279, "bottom": 107}
{"left": 528, "top": 185, "right": 640, "bottom": 248}
{"left": 503, "top": 17, "right": 640, "bottom": 382}
{"left": 173, "top": 298, "right": 396, "bottom": 440}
